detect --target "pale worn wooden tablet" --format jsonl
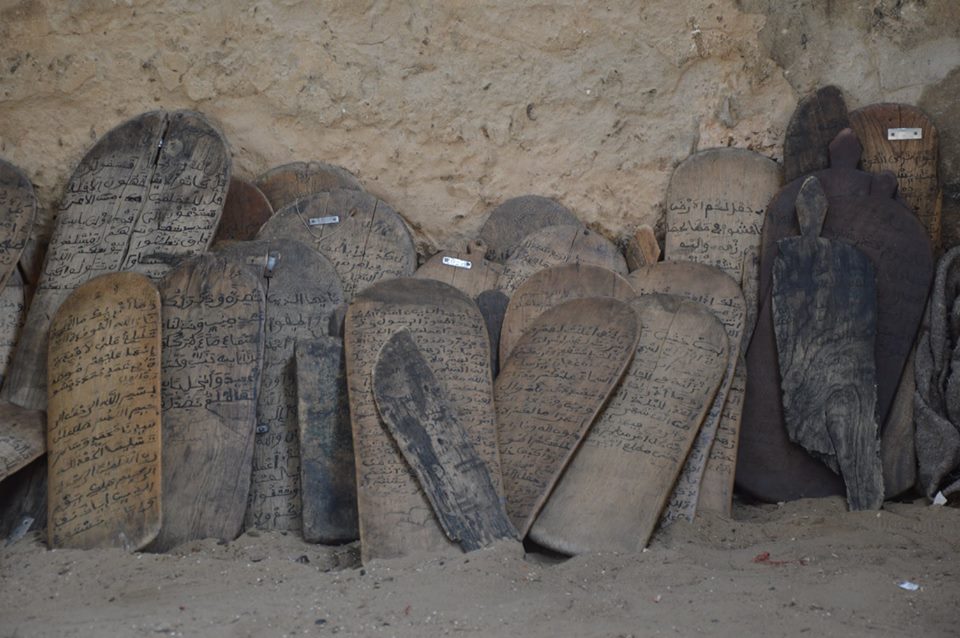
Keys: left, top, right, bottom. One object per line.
{"left": 212, "top": 177, "right": 274, "bottom": 244}
{"left": 0, "top": 401, "right": 45, "bottom": 483}
{"left": 0, "top": 269, "right": 26, "bottom": 387}
{"left": 783, "top": 85, "right": 850, "bottom": 182}
{"left": 254, "top": 161, "right": 362, "bottom": 212}
{"left": 478, "top": 195, "right": 580, "bottom": 263}
{"left": 0, "top": 158, "right": 37, "bottom": 293}
{"left": 413, "top": 240, "right": 502, "bottom": 298}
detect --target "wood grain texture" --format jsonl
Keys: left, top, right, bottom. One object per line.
{"left": 628, "top": 261, "right": 745, "bottom": 519}
{"left": 882, "top": 347, "right": 917, "bottom": 498}
{"left": 475, "top": 289, "right": 509, "bottom": 378}
{"left": 4, "top": 110, "right": 230, "bottom": 411}
{"left": 212, "top": 177, "right": 274, "bottom": 244}
{"left": 496, "top": 297, "right": 640, "bottom": 535}
{"left": 296, "top": 338, "right": 358, "bottom": 544}
{"left": 218, "top": 239, "right": 345, "bottom": 532}
{"left": 500, "top": 263, "right": 636, "bottom": 365}
{"left": 152, "top": 254, "right": 266, "bottom": 551}
{"left": 0, "top": 400, "right": 45, "bottom": 482}
{"left": 529, "top": 294, "right": 727, "bottom": 554}
{"left": 624, "top": 225, "right": 660, "bottom": 272}
{"left": 478, "top": 195, "right": 581, "bottom": 263}
{"left": 46, "top": 272, "right": 162, "bottom": 550}
{"left": 257, "top": 188, "right": 416, "bottom": 300}
{"left": 373, "top": 330, "right": 516, "bottom": 552}
{"left": 345, "top": 278, "right": 500, "bottom": 562}
{"left": 254, "top": 161, "right": 362, "bottom": 212}
{"left": 0, "top": 158, "right": 38, "bottom": 293}
{"left": 783, "top": 85, "right": 850, "bottom": 182}
{"left": 413, "top": 240, "right": 502, "bottom": 298}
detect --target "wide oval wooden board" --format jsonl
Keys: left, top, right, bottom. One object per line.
{"left": 783, "top": 85, "right": 850, "bottom": 182}
{"left": 0, "top": 158, "right": 37, "bottom": 293}
{"left": 212, "top": 177, "right": 274, "bottom": 244}
{"left": 413, "top": 240, "right": 502, "bottom": 298}
{"left": 478, "top": 195, "right": 581, "bottom": 263}
{"left": 254, "top": 161, "right": 362, "bottom": 211}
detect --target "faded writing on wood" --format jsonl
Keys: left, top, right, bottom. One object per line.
{"left": 0, "top": 401, "right": 45, "bottom": 482}
{"left": 0, "top": 158, "right": 37, "bottom": 293}
{"left": 414, "top": 240, "right": 502, "bottom": 298}
{"left": 254, "top": 161, "right": 362, "bottom": 212}
{"left": 478, "top": 195, "right": 580, "bottom": 263}
{"left": 783, "top": 85, "right": 850, "bottom": 182}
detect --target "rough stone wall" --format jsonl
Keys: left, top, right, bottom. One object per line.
{"left": 1, "top": 0, "right": 958, "bottom": 254}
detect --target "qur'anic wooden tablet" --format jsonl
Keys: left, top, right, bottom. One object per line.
{"left": 0, "top": 401, "right": 45, "bottom": 483}
{"left": 849, "top": 103, "right": 941, "bottom": 247}
{"left": 151, "top": 255, "right": 266, "bottom": 551}
{"left": 627, "top": 261, "right": 745, "bottom": 520}
{"left": 529, "top": 294, "right": 727, "bottom": 554}
{"left": 478, "top": 195, "right": 581, "bottom": 263}
{"left": 783, "top": 85, "right": 850, "bottom": 182}
{"left": 497, "top": 225, "right": 628, "bottom": 296}
{"left": 46, "top": 272, "right": 161, "bottom": 550}
{"left": 254, "top": 161, "right": 363, "bottom": 212}
{"left": 373, "top": 330, "right": 516, "bottom": 551}
{"left": 413, "top": 240, "right": 503, "bottom": 298}
{"left": 295, "top": 338, "right": 358, "bottom": 544}
{"left": 0, "top": 269, "right": 26, "bottom": 386}
{"left": 0, "top": 158, "right": 38, "bottom": 292}
{"left": 772, "top": 177, "right": 883, "bottom": 510}
{"left": 257, "top": 188, "right": 417, "bottom": 300}
{"left": 212, "top": 177, "right": 274, "bottom": 244}
{"left": 4, "top": 110, "right": 230, "bottom": 411}
{"left": 499, "top": 263, "right": 636, "bottom": 364}
{"left": 218, "top": 239, "right": 345, "bottom": 532}
{"left": 496, "top": 297, "right": 640, "bottom": 535}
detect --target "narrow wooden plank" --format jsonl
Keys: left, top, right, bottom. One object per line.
{"left": 413, "top": 240, "right": 502, "bottom": 298}
{"left": 496, "top": 297, "right": 640, "bottom": 535}
{"left": 624, "top": 224, "right": 660, "bottom": 272}
{"left": 212, "top": 177, "right": 274, "bottom": 244}
{"left": 47, "top": 272, "right": 161, "bottom": 550}
{"left": 151, "top": 254, "right": 265, "bottom": 551}
{"left": 257, "top": 188, "right": 416, "bottom": 300}
{"left": 0, "top": 401, "right": 45, "bottom": 482}
{"left": 783, "top": 85, "right": 850, "bottom": 182}
{"left": 529, "top": 294, "right": 727, "bottom": 554}
{"left": 475, "top": 289, "right": 508, "bottom": 378}
{"left": 882, "top": 347, "right": 917, "bottom": 498}
{"left": 0, "top": 158, "right": 38, "bottom": 293}
{"left": 478, "top": 195, "right": 580, "bottom": 263}
{"left": 345, "top": 278, "right": 500, "bottom": 562}
{"left": 4, "top": 110, "right": 230, "bottom": 411}
{"left": 373, "top": 330, "right": 516, "bottom": 551}
{"left": 254, "top": 161, "right": 362, "bottom": 212}
{"left": 295, "top": 338, "right": 358, "bottom": 544}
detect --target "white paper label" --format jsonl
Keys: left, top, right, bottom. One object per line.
{"left": 887, "top": 128, "right": 922, "bottom": 141}
{"left": 442, "top": 256, "right": 472, "bottom": 269}
{"left": 309, "top": 215, "right": 340, "bottom": 226}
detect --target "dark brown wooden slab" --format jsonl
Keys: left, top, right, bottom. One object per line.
{"left": 0, "top": 400, "right": 45, "bottom": 482}
{"left": 218, "top": 239, "right": 345, "bottom": 532}
{"left": 783, "top": 85, "right": 850, "bottom": 182}
{"left": 500, "top": 263, "right": 636, "bottom": 364}
{"left": 4, "top": 110, "right": 230, "bottom": 411}
{"left": 0, "top": 158, "right": 38, "bottom": 293}
{"left": 496, "top": 297, "right": 640, "bottom": 535}
{"left": 624, "top": 224, "right": 660, "bottom": 272}
{"left": 0, "top": 269, "right": 26, "bottom": 387}
{"left": 373, "top": 330, "right": 516, "bottom": 551}
{"left": 529, "top": 294, "right": 727, "bottom": 554}
{"left": 475, "top": 289, "right": 508, "bottom": 378}
{"left": 413, "top": 240, "right": 502, "bottom": 298}
{"left": 498, "top": 225, "right": 628, "bottom": 297}
{"left": 254, "top": 161, "right": 362, "bottom": 212}
{"left": 152, "top": 254, "right": 265, "bottom": 551}
{"left": 295, "top": 337, "right": 358, "bottom": 544}
{"left": 47, "top": 272, "right": 161, "bottom": 550}
{"left": 772, "top": 177, "right": 883, "bottom": 510}
{"left": 212, "top": 177, "right": 274, "bottom": 244}
{"left": 345, "top": 278, "right": 500, "bottom": 561}
{"left": 849, "top": 103, "right": 941, "bottom": 247}
{"left": 478, "top": 195, "right": 581, "bottom": 263}
{"left": 882, "top": 347, "right": 917, "bottom": 498}
{"left": 627, "top": 261, "right": 745, "bottom": 520}
{"left": 257, "top": 188, "right": 416, "bottom": 300}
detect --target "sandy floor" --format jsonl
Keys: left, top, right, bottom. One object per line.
{"left": 1, "top": 496, "right": 957, "bottom": 637}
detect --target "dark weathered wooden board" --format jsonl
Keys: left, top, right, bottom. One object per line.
{"left": 212, "top": 177, "right": 274, "bottom": 244}
{"left": 46, "top": 272, "right": 161, "bottom": 550}
{"left": 152, "top": 254, "right": 265, "bottom": 551}
{"left": 4, "top": 110, "right": 230, "bottom": 411}
{"left": 295, "top": 337, "right": 358, "bottom": 544}
{"left": 475, "top": 289, "right": 509, "bottom": 378}
{"left": 529, "top": 294, "right": 727, "bottom": 554}
{"left": 496, "top": 297, "right": 640, "bottom": 535}
{"left": 628, "top": 261, "right": 745, "bottom": 519}
{"left": 345, "top": 278, "right": 500, "bottom": 561}
{"left": 373, "top": 330, "right": 516, "bottom": 551}
{"left": 0, "top": 269, "right": 26, "bottom": 387}
{"left": 0, "top": 401, "right": 45, "bottom": 482}
{"left": 882, "top": 347, "right": 917, "bottom": 498}
{"left": 254, "top": 161, "right": 362, "bottom": 211}
{"left": 478, "top": 195, "right": 581, "bottom": 263}
{"left": 772, "top": 177, "right": 883, "bottom": 510}
{"left": 624, "top": 224, "right": 660, "bottom": 272}
{"left": 0, "top": 457, "right": 46, "bottom": 540}
{"left": 500, "top": 263, "right": 636, "bottom": 365}
{"left": 218, "top": 239, "right": 345, "bottom": 532}
{"left": 413, "top": 240, "right": 503, "bottom": 298}
{"left": 257, "top": 188, "right": 416, "bottom": 300}
{"left": 783, "top": 85, "right": 850, "bottom": 182}
{"left": 849, "top": 103, "right": 941, "bottom": 247}
{"left": 0, "top": 158, "right": 38, "bottom": 293}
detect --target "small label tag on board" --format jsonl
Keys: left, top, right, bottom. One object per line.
{"left": 887, "top": 128, "right": 922, "bottom": 141}
{"left": 442, "top": 256, "right": 472, "bottom": 269}
{"left": 308, "top": 215, "right": 340, "bottom": 226}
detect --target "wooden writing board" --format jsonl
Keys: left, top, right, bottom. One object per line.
{"left": 413, "top": 240, "right": 502, "bottom": 298}
{"left": 0, "top": 269, "right": 26, "bottom": 386}
{"left": 627, "top": 261, "right": 745, "bottom": 519}
{"left": 849, "top": 103, "right": 941, "bottom": 247}
{"left": 496, "top": 297, "right": 640, "bottom": 535}
{"left": 500, "top": 263, "right": 636, "bottom": 365}
{"left": 212, "top": 177, "right": 274, "bottom": 244}
{"left": 497, "top": 225, "right": 628, "bottom": 296}
{"left": 295, "top": 337, "right": 358, "bottom": 544}
{"left": 4, "top": 110, "right": 229, "bottom": 411}
{"left": 0, "top": 158, "right": 37, "bottom": 292}
{"left": 257, "top": 188, "right": 416, "bottom": 300}
{"left": 881, "top": 347, "right": 917, "bottom": 498}
{"left": 624, "top": 224, "right": 660, "bottom": 272}
{"left": 46, "top": 272, "right": 161, "bottom": 550}
{"left": 345, "top": 278, "right": 500, "bottom": 561}
{"left": 373, "top": 330, "right": 516, "bottom": 551}
{"left": 218, "top": 239, "right": 345, "bottom": 532}
{"left": 478, "top": 195, "right": 581, "bottom": 263}
{"left": 152, "top": 254, "right": 266, "bottom": 551}
{"left": 783, "top": 85, "right": 850, "bottom": 182}
{"left": 772, "top": 177, "right": 883, "bottom": 510}
{"left": 0, "top": 401, "right": 45, "bottom": 482}
{"left": 529, "top": 294, "right": 727, "bottom": 554}
{"left": 254, "top": 161, "right": 362, "bottom": 212}
{"left": 475, "top": 289, "right": 509, "bottom": 378}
